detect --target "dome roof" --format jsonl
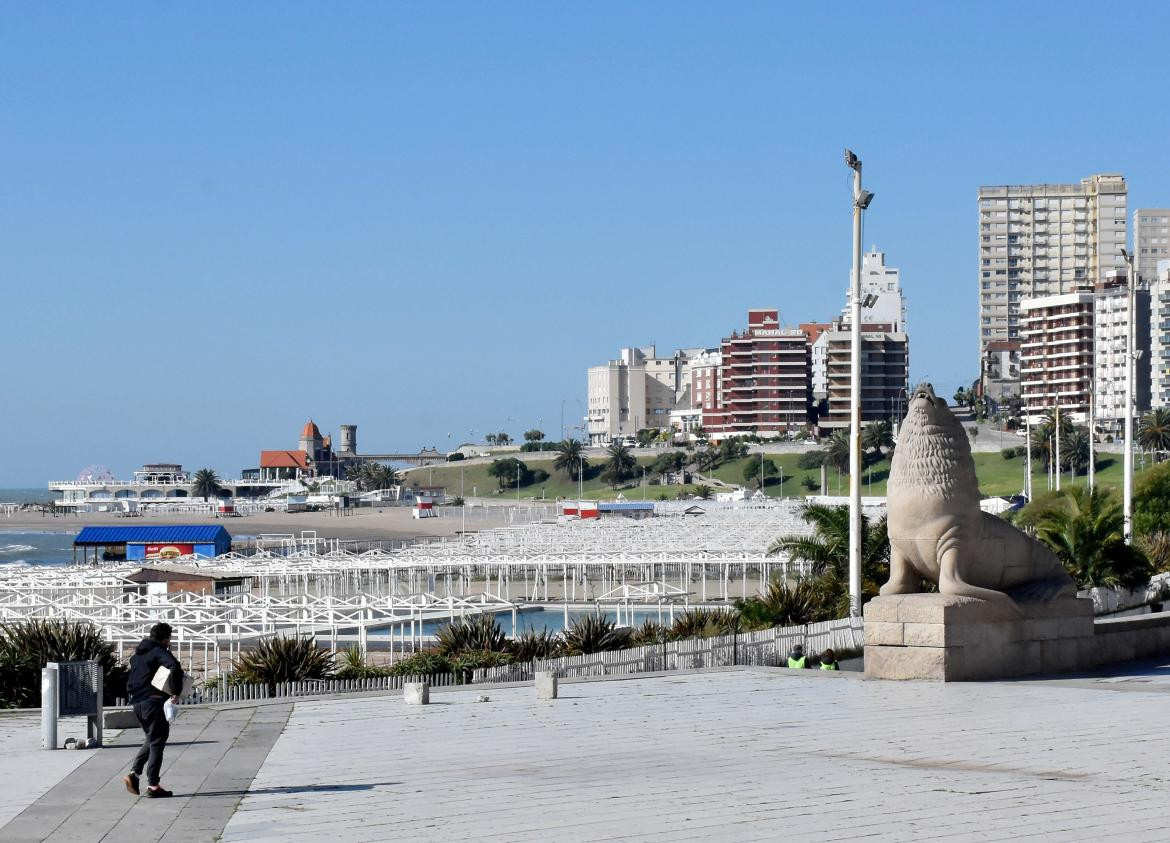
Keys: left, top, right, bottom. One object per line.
{"left": 301, "top": 420, "right": 321, "bottom": 439}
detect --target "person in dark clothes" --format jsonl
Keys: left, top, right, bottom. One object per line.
{"left": 123, "top": 622, "right": 184, "bottom": 798}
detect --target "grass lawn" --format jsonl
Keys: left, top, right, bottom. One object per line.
{"left": 408, "top": 449, "right": 1142, "bottom": 502}
{"left": 405, "top": 454, "right": 710, "bottom": 502}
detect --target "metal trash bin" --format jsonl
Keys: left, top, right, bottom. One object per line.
{"left": 42, "top": 661, "right": 103, "bottom": 750}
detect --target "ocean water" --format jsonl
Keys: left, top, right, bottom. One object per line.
{"left": 0, "top": 531, "right": 78, "bottom": 567}
{"left": 0, "top": 488, "right": 57, "bottom": 505}
{"left": 371, "top": 607, "right": 682, "bottom": 639}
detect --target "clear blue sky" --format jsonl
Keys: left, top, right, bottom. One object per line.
{"left": 3, "top": 3, "right": 1169, "bottom": 486}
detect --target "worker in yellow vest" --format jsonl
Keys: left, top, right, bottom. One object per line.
{"left": 819, "top": 648, "right": 840, "bottom": 670}
{"left": 786, "top": 643, "right": 808, "bottom": 668}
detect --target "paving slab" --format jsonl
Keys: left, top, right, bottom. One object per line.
{"left": 0, "top": 714, "right": 103, "bottom": 828}
{"left": 219, "top": 669, "right": 1170, "bottom": 842}
{"left": 0, "top": 704, "right": 291, "bottom": 843}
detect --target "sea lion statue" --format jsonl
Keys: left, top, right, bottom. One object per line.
{"left": 883, "top": 382, "right": 1076, "bottom": 610}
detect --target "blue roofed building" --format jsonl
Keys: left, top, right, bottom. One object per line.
{"left": 72, "top": 525, "right": 232, "bottom": 563}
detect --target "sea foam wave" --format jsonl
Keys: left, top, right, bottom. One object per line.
{"left": 0, "top": 544, "right": 36, "bottom": 554}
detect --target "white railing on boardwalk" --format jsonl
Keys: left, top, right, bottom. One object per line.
{"left": 153, "top": 617, "right": 863, "bottom": 706}
{"left": 174, "top": 672, "right": 464, "bottom": 705}
{"left": 473, "top": 616, "right": 865, "bottom": 683}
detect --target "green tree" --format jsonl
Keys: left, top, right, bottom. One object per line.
{"left": 485, "top": 433, "right": 498, "bottom": 446}
{"left": 192, "top": 468, "right": 223, "bottom": 501}
{"left": 1138, "top": 408, "right": 1170, "bottom": 457}
{"left": 1017, "top": 486, "right": 1152, "bottom": 589}
{"left": 602, "top": 442, "right": 637, "bottom": 487}
{"left": 767, "top": 502, "right": 891, "bottom": 599}
{"left": 352, "top": 463, "right": 399, "bottom": 491}
{"left": 862, "top": 420, "right": 894, "bottom": 457}
{"left": 487, "top": 458, "right": 532, "bottom": 490}
{"left": 1029, "top": 411, "right": 1075, "bottom": 470}
{"left": 553, "top": 438, "right": 588, "bottom": 481}
{"left": 636, "top": 428, "right": 658, "bottom": 447}
{"left": 823, "top": 430, "right": 850, "bottom": 472}
{"left": 1135, "top": 461, "right": 1170, "bottom": 537}
{"left": 693, "top": 484, "right": 713, "bottom": 500}
{"left": 523, "top": 429, "right": 545, "bottom": 442}
{"left": 743, "top": 457, "right": 779, "bottom": 490}
{"left": 495, "top": 432, "right": 513, "bottom": 446}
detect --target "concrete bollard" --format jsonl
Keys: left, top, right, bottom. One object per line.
{"left": 535, "top": 672, "right": 558, "bottom": 700}
{"left": 42, "top": 666, "right": 58, "bottom": 750}
{"left": 404, "top": 682, "right": 430, "bottom": 705}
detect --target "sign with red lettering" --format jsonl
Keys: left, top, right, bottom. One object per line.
{"left": 144, "top": 543, "right": 195, "bottom": 559}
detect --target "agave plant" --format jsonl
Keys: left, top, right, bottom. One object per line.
{"left": 509, "top": 629, "right": 563, "bottom": 662}
{"left": 629, "top": 620, "right": 669, "bottom": 647}
{"left": 435, "top": 615, "right": 510, "bottom": 656}
{"left": 667, "top": 608, "right": 739, "bottom": 641}
{"left": 0, "top": 619, "right": 126, "bottom": 708}
{"left": 560, "top": 614, "right": 633, "bottom": 655}
{"left": 232, "top": 635, "right": 335, "bottom": 696}
{"left": 450, "top": 650, "right": 514, "bottom": 682}
{"left": 734, "top": 577, "right": 839, "bottom": 630}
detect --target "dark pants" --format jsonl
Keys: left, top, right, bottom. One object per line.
{"left": 131, "top": 699, "right": 169, "bottom": 786}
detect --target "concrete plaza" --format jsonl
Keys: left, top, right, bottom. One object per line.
{"left": 3, "top": 664, "right": 1170, "bottom": 841}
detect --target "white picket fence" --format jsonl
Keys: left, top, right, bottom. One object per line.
{"left": 473, "top": 616, "right": 866, "bottom": 683}
{"left": 176, "top": 672, "right": 465, "bottom": 704}
{"left": 160, "top": 616, "right": 864, "bottom": 705}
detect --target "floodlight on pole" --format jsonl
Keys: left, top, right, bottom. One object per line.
{"left": 845, "top": 147, "right": 871, "bottom": 617}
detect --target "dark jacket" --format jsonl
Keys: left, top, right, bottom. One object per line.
{"left": 127, "top": 638, "right": 184, "bottom": 705}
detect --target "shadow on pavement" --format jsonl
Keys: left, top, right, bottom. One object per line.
{"left": 194, "top": 782, "right": 401, "bottom": 798}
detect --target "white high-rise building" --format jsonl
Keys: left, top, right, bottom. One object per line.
{"left": 586, "top": 345, "right": 709, "bottom": 444}
{"left": 1135, "top": 209, "right": 1170, "bottom": 282}
{"left": 1150, "top": 261, "right": 1170, "bottom": 409}
{"left": 978, "top": 175, "right": 1128, "bottom": 359}
{"left": 1093, "top": 271, "right": 1150, "bottom": 432}
{"left": 840, "top": 248, "right": 906, "bottom": 332}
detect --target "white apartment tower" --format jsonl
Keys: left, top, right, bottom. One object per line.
{"left": 1135, "top": 210, "right": 1170, "bottom": 282}
{"left": 1019, "top": 292, "right": 1095, "bottom": 424}
{"left": 1093, "top": 271, "right": 1151, "bottom": 432}
{"left": 839, "top": 248, "right": 907, "bottom": 332}
{"left": 1150, "top": 261, "right": 1170, "bottom": 408}
{"left": 978, "top": 175, "right": 1128, "bottom": 359}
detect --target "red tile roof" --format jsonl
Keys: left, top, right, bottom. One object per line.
{"left": 260, "top": 450, "right": 309, "bottom": 469}
{"left": 301, "top": 420, "right": 321, "bottom": 439}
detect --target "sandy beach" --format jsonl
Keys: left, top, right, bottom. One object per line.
{"left": 0, "top": 503, "right": 544, "bottom": 542}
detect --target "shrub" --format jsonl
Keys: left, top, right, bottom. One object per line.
{"left": 435, "top": 615, "right": 509, "bottom": 656}
{"left": 0, "top": 619, "right": 127, "bottom": 708}
{"left": 799, "top": 475, "right": 819, "bottom": 491}
{"left": 232, "top": 635, "right": 334, "bottom": 696}
{"left": 447, "top": 451, "right": 466, "bottom": 462}
{"left": 531, "top": 468, "right": 550, "bottom": 483}
{"left": 451, "top": 650, "right": 513, "bottom": 681}
{"left": 335, "top": 646, "right": 393, "bottom": 679}
{"left": 388, "top": 651, "right": 453, "bottom": 677}
{"left": 509, "top": 629, "right": 563, "bottom": 661}
{"left": 797, "top": 451, "right": 826, "bottom": 470}
{"left": 561, "top": 614, "right": 633, "bottom": 655}
{"left": 1134, "top": 462, "right": 1170, "bottom": 537}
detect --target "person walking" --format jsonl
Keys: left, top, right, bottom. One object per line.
{"left": 786, "top": 643, "right": 808, "bottom": 669}
{"left": 123, "top": 622, "right": 184, "bottom": 798}
{"left": 819, "top": 648, "right": 840, "bottom": 670}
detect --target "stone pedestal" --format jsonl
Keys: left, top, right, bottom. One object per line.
{"left": 864, "top": 593, "right": 1095, "bottom": 681}
{"left": 404, "top": 682, "right": 430, "bottom": 705}
{"left": 535, "top": 672, "right": 558, "bottom": 700}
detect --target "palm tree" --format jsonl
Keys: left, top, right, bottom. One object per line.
{"left": 823, "top": 430, "right": 850, "bottom": 473}
{"left": 1017, "top": 486, "right": 1152, "bottom": 589}
{"left": 693, "top": 484, "right": 712, "bottom": 500}
{"left": 192, "top": 468, "right": 222, "bottom": 501}
{"left": 346, "top": 463, "right": 367, "bottom": 491}
{"left": 553, "top": 438, "right": 588, "bottom": 481}
{"left": 355, "top": 463, "right": 399, "bottom": 491}
{"left": 767, "top": 502, "right": 890, "bottom": 591}
{"left": 862, "top": 420, "right": 894, "bottom": 457}
{"left": 602, "top": 442, "right": 636, "bottom": 486}
{"left": 1029, "top": 410, "right": 1075, "bottom": 470}
{"left": 1138, "top": 408, "right": 1170, "bottom": 459}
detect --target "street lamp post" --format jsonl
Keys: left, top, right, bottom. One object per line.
{"left": 1121, "top": 249, "right": 1137, "bottom": 543}
{"left": 845, "top": 149, "right": 873, "bottom": 617}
